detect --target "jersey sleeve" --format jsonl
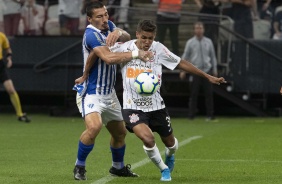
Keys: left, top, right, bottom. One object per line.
{"left": 157, "top": 42, "right": 181, "bottom": 70}
{"left": 0, "top": 32, "right": 10, "bottom": 49}
{"left": 85, "top": 31, "right": 106, "bottom": 49}
{"left": 109, "top": 42, "right": 125, "bottom": 52}
{"left": 108, "top": 20, "right": 116, "bottom": 32}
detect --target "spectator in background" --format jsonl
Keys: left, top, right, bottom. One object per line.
{"left": 257, "top": 0, "right": 273, "bottom": 19}
{"left": 3, "top": 0, "right": 25, "bottom": 36}
{"left": 21, "top": 0, "right": 39, "bottom": 35}
{"left": 116, "top": 0, "right": 131, "bottom": 30}
{"left": 180, "top": 22, "right": 218, "bottom": 121}
{"left": 273, "top": 4, "right": 282, "bottom": 39}
{"left": 221, "top": 0, "right": 257, "bottom": 38}
{"left": 280, "top": 86, "right": 282, "bottom": 95}
{"left": 106, "top": 0, "right": 132, "bottom": 30}
{"left": 0, "top": 31, "right": 30, "bottom": 122}
{"left": 0, "top": 0, "right": 6, "bottom": 33}
{"left": 229, "top": 0, "right": 255, "bottom": 39}
{"left": 152, "top": 0, "right": 185, "bottom": 56}
{"left": 58, "top": 0, "right": 81, "bottom": 35}
{"left": 194, "top": 0, "right": 221, "bottom": 48}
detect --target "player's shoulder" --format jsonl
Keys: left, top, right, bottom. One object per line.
{"left": 151, "top": 41, "right": 164, "bottom": 49}
{"left": 203, "top": 36, "right": 213, "bottom": 43}
{"left": 110, "top": 40, "right": 133, "bottom": 52}
{"left": 0, "top": 32, "right": 8, "bottom": 41}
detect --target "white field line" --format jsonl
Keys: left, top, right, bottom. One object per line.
{"left": 176, "top": 158, "right": 282, "bottom": 163}
{"left": 91, "top": 135, "right": 203, "bottom": 184}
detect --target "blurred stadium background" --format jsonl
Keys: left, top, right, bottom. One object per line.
{"left": 0, "top": 0, "right": 281, "bottom": 118}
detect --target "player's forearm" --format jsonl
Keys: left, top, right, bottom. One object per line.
{"left": 103, "top": 52, "right": 136, "bottom": 64}
{"left": 115, "top": 28, "right": 131, "bottom": 42}
{"left": 177, "top": 59, "right": 210, "bottom": 78}
{"left": 82, "top": 50, "right": 96, "bottom": 78}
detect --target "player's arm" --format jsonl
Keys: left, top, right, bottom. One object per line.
{"left": 94, "top": 46, "right": 153, "bottom": 65}
{"left": 75, "top": 50, "right": 97, "bottom": 84}
{"left": 176, "top": 59, "right": 226, "bottom": 85}
{"left": 4, "top": 47, "right": 12, "bottom": 68}
{"left": 179, "top": 40, "right": 192, "bottom": 80}
{"left": 106, "top": 28, "right": 131, "bottom": 47}
{"left": 75, "top": 47, "right": 153, "bottom": 84}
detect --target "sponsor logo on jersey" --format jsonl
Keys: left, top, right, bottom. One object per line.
{"left": 126, "top": 67, "right": 152, "bottom": 78}
{"left": 129, "top": 113, "right": 139, "bottom": 123}
{"left": 132, "top": 97, "right": 153, "bottom": 107}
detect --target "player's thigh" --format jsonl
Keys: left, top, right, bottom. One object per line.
{"left": 122, "top": 109, "right": 150, "bottom": 133}
{"left": 132, "top": 123, "right": 155, "bottom": 143}
{"left": 84, "top": 112, "right": 103, "bottom": 133}
{"left": 77, "top": 93, "right": 103, "bottom": 118}
{"left": 101, "top": 92, "right": 123, "bottom": 125}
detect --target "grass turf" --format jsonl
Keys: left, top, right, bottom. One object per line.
{"left": 0, "top": 113, "right": 281, "bottom": 184}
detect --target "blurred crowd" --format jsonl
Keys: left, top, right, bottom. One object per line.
{"left": 0, "top": 0, "right": 131, "bottom": 36}
{"left": 0, "top": 0, "right": 281, "bottom": 40}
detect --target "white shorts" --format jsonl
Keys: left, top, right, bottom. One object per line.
{"left": 76, "top": 91, "right": 123, "bottom": 125}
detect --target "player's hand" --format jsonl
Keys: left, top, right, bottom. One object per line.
{"left": 208, "top": 75, "right": 227, "bottom": 85}
{"left": 138, "top": 50, "right": 154, "bottom": 62}
{"left": 75, "top": 75, "right": 87, "bottom": 85}
{"left": 280, "top": 87, "right": 282, "bottom": 95}
{"left": 106, "top": 29, "right": 121, "bottom": 47}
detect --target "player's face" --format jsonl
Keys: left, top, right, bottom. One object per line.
{"left": 194, "top": 24, "right": 204, "bottom": 38}
{"left": 87, "top": 6, "right": 109, "bottom": 31}
{"left": 135, "top": 31, "right": 156, "bottom": 51}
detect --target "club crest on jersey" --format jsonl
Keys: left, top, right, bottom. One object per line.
{"left": 148, "top": 50, "right": 156, "bottom": 62}
{"left": 129, "top": 113, "right": 139, "bottom": 123}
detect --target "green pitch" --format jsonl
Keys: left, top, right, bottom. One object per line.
{"left": 0, "top": 114, "right": 282, "bottom": 184}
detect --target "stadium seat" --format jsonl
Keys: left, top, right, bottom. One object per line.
{"left": 253, "top": 19, "right": 271, "bottom": 40}
{"left": 18, "top": 4, "right": 45, "bottom": 35}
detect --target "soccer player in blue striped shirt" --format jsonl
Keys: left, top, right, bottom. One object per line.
{"left": 73, "top": 1, "right": 153, "bottom": 180}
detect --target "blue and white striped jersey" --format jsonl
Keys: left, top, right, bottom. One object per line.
{"left": 82, "top": 20, "right": 116, "bottom": 95}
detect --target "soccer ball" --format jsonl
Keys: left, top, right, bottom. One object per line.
{"left": 134, "top": 72, "right": 160, "bottom": 96}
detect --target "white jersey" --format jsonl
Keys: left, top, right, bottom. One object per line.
{"left": 111, "top": 40, "right": 181, "bottom": 112}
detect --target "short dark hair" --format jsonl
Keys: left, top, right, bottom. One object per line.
{"left": 136, "top": 19, "right": 157, "bottom": 33}
{"left": 86, "top": 1, "right": 105, "bottom": 17}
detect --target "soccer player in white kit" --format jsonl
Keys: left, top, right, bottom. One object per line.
{"left": 72, "top": 2, "right": 153, "bottom": 180}
{"left": 76, "top": 19, "right": 226, "bottom": 181}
